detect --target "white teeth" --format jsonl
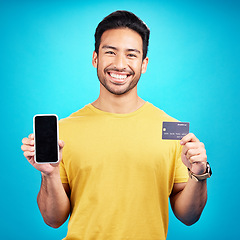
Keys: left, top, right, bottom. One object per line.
{"left": 110, "top": 73, "right": 128, "bottom": 79}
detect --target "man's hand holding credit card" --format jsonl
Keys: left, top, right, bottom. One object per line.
{"left": 162, "top": 121, "right": 211, "bottom": 180}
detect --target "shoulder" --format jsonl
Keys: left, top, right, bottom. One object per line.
{"left": 144, "top": 102, "right": 179, "bottom": 122}
{"left": 59, "top": 104, "right": 92, "bottom": 123}
{"left": 59, "top": 104, "right": 95, "bottom": 133}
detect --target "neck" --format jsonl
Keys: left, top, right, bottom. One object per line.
{"left": 92, "top": 87, "right": 145, "bottom": 114}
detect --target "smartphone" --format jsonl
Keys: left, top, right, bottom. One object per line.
{"left": 33, "top": 114, "right": 59, "bottom": 164}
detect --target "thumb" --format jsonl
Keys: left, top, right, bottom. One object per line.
{"left": 59, "top": 140, "right": 65, "bottom": 150}
{"left": 181, "top": 152, "right": 191, "bottom": 169}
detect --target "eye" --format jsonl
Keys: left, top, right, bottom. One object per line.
{"left": 105, "top": 51, "right": 115, "bottom": 55}
{"left": 128, "top": 53, "right": 137, "bottom": 58}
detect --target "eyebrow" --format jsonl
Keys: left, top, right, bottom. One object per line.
{"left": 102, "top": 45, "right": 141, "bottom": 54}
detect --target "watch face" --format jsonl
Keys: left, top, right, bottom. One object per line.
{"left": 207, "top": 162, "right": 212, "bottom": 176}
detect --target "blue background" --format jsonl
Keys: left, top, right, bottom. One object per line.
{"left": 1, "top": 0, "right": 239, "bottom": 239}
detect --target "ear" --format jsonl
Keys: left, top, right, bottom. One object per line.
{"left": 141, "top": 57, "right": 149, "bottom": 74}
{"left": 92, "top": 51, "right": 98, "bottom": 68}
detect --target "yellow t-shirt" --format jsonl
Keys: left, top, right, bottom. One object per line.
{"left": 59, "top": 102, "right": 188, "bottom": 240}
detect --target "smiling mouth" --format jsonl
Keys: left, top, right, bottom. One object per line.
{"left": 107, "top": 71, "right": 132, "bottom": 84}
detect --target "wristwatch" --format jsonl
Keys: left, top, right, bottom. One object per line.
{"left": 188, "top": 162, "right": 212, "bottom": 182}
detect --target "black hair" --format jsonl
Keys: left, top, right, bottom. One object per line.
{"left": 94, "top": 10, "right": 150, "bottom": 60}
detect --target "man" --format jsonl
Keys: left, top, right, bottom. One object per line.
{"left": 21, "top": 10, "right": 211, "bottom": 240}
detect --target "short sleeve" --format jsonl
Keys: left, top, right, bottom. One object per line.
{"left": 174, "top": 143, "right": 189, "bottom": 183}
{"left": 60, "top": 159, "right": 68, "bottom": 184}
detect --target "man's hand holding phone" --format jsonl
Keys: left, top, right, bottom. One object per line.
{"left": 21, "top": 115, "right": 64, "bottom": 176}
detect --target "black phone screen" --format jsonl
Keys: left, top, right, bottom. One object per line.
{"left": 34, "top": 115, "right": 59, "bottom": 163}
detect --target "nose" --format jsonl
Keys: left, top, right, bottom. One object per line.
{"left": 113, "top": 53, "right": 127, "bottom": 70}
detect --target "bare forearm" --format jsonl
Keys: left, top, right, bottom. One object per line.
{"left": 37, "top": 170, "right": 70, "bottom": 228}
{"left": 171, "top": 179, "right": 207, "bottom": 226}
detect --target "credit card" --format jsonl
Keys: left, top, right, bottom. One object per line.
{"left": 162, "top": 122, "right": 189, "bottom": 140}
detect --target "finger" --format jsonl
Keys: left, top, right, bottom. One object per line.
{"left": 186, "top": 148, "right": 201, "bottom": 159}
{"left": 183, "top": 143, "right": 206, "bottom": 158}
{"left": 28, "top": 133, "right": 34, "bottom": 139}
{"left": 182, "top": 142, "right": 205, "bottom": 157}
{"left": 182, "top": 142, "right": 200, "bottom": 155}
{"left": 189, "top": 153, "right": 207, "bottom": 164}
{"left": 21, "top": 144, "right": 34, "bottom": 152}
{"left": 23, "top": 151, "right": 35, "bottom": 159}
{"left": 180, "top": 133, "right": 200, "bottom": 145}
{"left": 22, "top": 137, "right": 28, "bottom": 144}
{"left": 22, "top": 137, "right": 34, "bottom": 146}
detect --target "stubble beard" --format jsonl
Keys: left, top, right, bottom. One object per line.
{"left": 97, "top": 66, "right": 142, "bottom": 96}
